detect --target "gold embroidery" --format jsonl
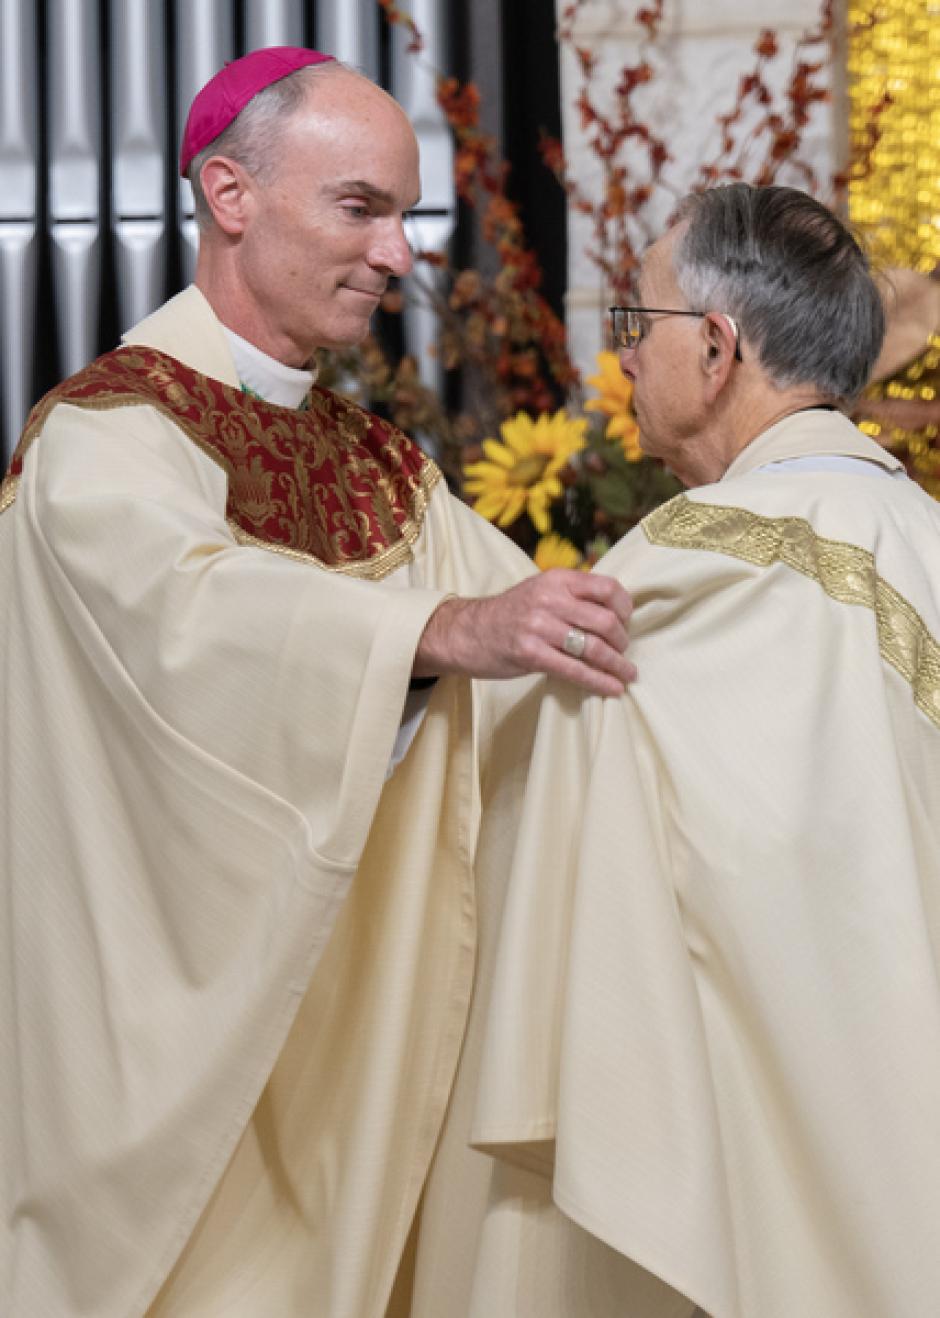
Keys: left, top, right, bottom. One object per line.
{"left": 228, "top": 460, "right": 440, "bottom": 580}
{"left": 2, "top": 350, "right": 442, "bottom": 580}
{"left": 0, "top": 472, "right": 19, "bottom": 514}
{"left": 643, "top": 494, "right": 940, "bottom": 731}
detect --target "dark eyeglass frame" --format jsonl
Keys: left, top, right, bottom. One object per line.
{"left": 609, "top": 305, "right": 743, "bottom": 361}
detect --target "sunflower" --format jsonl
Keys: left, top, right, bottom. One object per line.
{"left": 533, "top": 533, "right": 584, "bottom": 571}
{"left": 585, "top": 351, "right": 643, "bottom": 462}
{"left": 463, "top": 409, "right": 588, "bottom": 534}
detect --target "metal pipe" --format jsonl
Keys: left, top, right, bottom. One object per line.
{"left": 0, "top": 0, "right": 39, "bottom": 461}
{"left": 110, "top": 0, "right": 169, "bottom": 331}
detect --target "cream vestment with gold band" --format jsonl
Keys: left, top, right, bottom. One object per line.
{"left": 0, "top": 287, "right": 534, "bottom": 1317}
{"left": 405, "top": 411, "right": 940, "bottom": 1318}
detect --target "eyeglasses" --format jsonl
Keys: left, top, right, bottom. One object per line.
{"left": 609, "top": 306, "right": 742, "bottom": 361}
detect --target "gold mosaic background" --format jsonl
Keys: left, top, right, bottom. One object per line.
{"left": 848, "top": 0, "right": 940, "bottom": 493}
{"left": 847, "top": 0, "right": 940, "bottom": 271}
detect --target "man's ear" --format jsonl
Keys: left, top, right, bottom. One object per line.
{"left": 198, "top": 156, "right": 254, "bottom": 236}
{"left": 700, "top": 312, "right": 737, "bottom": 398}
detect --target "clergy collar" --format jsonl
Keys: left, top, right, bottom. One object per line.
{"left": 721, "top": 408, "right": 904, "bottom": 482}
{"left": 221, "top": 326, "right": 318, "bottom": 410}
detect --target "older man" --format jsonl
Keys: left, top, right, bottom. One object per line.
{"left": 407, "top": 185, "right": 940, "bottom": 1318}
{"left": 0, "top": 49, "right": 633, "bottom": 1318}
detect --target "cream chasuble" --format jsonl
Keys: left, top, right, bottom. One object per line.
{"left": 0, "top": 287, "right": 534, "bottom": 1317}
{"left": 406, "top": 411, "right": 940, "bottom": 1318}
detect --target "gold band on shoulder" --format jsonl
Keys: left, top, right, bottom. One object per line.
{"left": 643, "top": 494, "right": 940, "bottom": 731}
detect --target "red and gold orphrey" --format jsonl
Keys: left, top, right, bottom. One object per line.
{"left": 0, "top": 346, "right": 440, "bottom": 579}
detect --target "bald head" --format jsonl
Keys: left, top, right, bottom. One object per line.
{"left": 188, "top": 62, "right": 408, "bottom": 231}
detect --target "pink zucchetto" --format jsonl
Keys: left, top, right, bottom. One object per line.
{"left": 179, "top": 46, "right": 336, "bottom": 177}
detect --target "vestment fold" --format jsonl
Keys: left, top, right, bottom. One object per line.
{"left": 414, "top": 411, "right": 940, "bottom": 1318}
{"left": 0, "top": 287, "right": 533, "bottom": 1317}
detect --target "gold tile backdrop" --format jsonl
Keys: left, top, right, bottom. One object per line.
{"left": 849, "top": 0, "right": 940, "bottom": 493}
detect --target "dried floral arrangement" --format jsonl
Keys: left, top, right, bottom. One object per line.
{"left": 320, "top": 0, "right": 892, "bottom": 568}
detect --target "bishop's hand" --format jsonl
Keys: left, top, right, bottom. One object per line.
{"left": 413, "top": 569, "right": 636, "bottom": 698}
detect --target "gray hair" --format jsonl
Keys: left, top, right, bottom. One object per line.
{"left": 187, "top": 60, "right": 355, "bottom": 231}
{"left": 671, "top": 184, "right": 885, "bottom": 404}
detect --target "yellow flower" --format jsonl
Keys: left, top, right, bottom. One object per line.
{"left": 463, "top": 409, "right": 587, "bottom": 534}
{"left": 533, "top": 534, "right": 584, "bottom": 571}
{"left": 585, "top": 350, "right": 643, "bottom": 461}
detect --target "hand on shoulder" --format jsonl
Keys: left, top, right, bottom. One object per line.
{"left": 413, "top": 569, "right": 636, "bottom": 697}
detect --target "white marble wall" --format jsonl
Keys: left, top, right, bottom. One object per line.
{"left": 555, "top": 0, "right": 840, "bottom": 378}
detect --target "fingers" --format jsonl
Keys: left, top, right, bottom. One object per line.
{"left": 545, "top": 568, "right": 634, "bottom": 623}
{"left": 529, "top": 569, "right": 635, "bottom": 690}
{"left": 512, "top": 570, "right": 637, "bottom": 692}
{"left": 520, "top": 632, "right": 636, "bottom": 697}
{"left": 412, "top": 570, "right": 637, "bottom": 694}
{"left": 552, "top": 621, "right": 636, "bottom": 690}
{"left": 553, "top": 649, "right": 637, "bottom": 697}
{"left": 562, "top": 598, "right": 630, "bottom": 654}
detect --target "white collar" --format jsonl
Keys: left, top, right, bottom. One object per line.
{"left": 221, "top": 327, "right": 318, "bottom": 410}
{"left": 722, "top": 408, "right": 904, "bottom": 481}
